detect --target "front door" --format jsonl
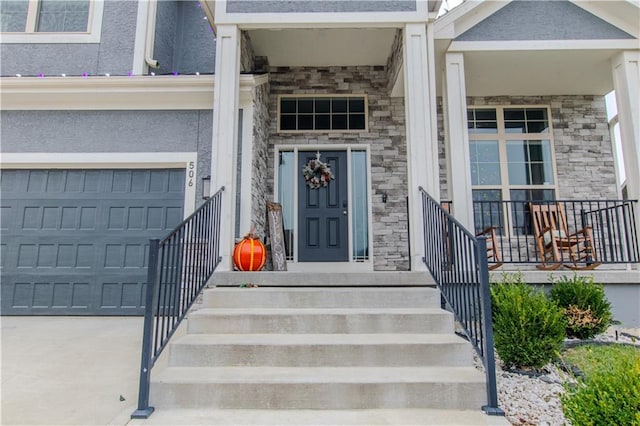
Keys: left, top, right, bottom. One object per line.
{"left": 298, "top": 151, "right": 348, "bottom": 262}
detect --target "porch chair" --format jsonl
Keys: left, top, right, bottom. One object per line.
{"left": 476, "top": 227, "right": 503, "bottom": 270}
{"left": 529, "top": 203, "right": 600, "bottom": 270}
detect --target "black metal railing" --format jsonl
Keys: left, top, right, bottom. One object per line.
{"left": 131, "top": 187, "right": 224, "bottom": 419}
{"left": 472, "top": 199, "right": 639, "bottom": 266}
{"left": 419, "top": 187, "right": 503, "bottom": 416}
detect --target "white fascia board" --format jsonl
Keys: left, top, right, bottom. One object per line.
{"left": 434, "top": 0, "right": 509, "bottom": 40}
{"left": 448, "top": 39, "right": 640, "bottom": 52}
{"left": 0, "top": 74, "right": 267, "bottom": 111}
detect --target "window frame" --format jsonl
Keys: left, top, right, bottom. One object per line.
{"left": 468, "top": 105, "right": 559, "bottom": 235}
{"left": 1, "top": 0, "right": 104, "bottom": 44}
{"left": 277, "top": 94, "right": 369, "bottom": 134}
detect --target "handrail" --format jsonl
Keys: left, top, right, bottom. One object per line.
{"left": 131, "top": 186, "right": 225, "bottom": 419}
{"left": 419, "top": 187, "right": 503, "bottom": 416}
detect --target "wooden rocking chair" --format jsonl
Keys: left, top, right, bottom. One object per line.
{"left": 529, "top": 203, "right": 600, "bottom": 270}
{"left": 476, "top": 227, "right": 503, "bottom": 270}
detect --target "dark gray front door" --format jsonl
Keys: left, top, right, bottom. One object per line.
{"left": 0, "top": 169, "right": 185, "bottom": 315}
{"left": 298, "top": 151, "right": 348, "bottom": 262}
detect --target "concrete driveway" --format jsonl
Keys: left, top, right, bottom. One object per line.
{"left": 1, "top": 316, "right": 143, "bottom": 425}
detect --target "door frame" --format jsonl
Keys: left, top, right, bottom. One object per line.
{"left": 273, "top": 144, "right": 374, "bottom": 272}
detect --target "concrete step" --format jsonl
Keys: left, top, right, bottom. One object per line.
{"left": 202, "top": 287, "right": 441, "bottom": 309}
{"left": 211, "top": 271, "right": 435, "bottom": 287}
{"left": 129, "top": 408, "right": 510, "bottom": 425}
{"left": 150, "top": 366, "right": 487, "bottom": 410}
{"left": 168, "top": 333, "right": 474, "bottom": 367}
{"left": 187, "top": 307, "right": 454, "bottom": 334}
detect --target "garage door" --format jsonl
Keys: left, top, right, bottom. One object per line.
{"left": 1, "top": 169, "right": 185, "bottom": 315}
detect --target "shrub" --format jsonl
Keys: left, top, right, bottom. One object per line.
{"left": 490, "top": 274, "right": 566, "bottom": 369}
{"left": 562, "top": 345, "right": 640, "bottom": 426}
{"left": 549, "top": 275, "right": 612, "bottom": 339}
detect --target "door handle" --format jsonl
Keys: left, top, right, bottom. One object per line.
{"left": 343, "top": 210, "right": 348, "bottom": 215}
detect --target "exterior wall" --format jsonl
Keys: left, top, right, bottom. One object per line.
{"left": 241, "top": 31, "right": 256, "bottom": 73}
{"left": 265, "top": 66, "right": 409, "bottom": 271}
{"left": 457, "top": 0, "right": 634, "bottom": 41}
{"left": 385, "top": 29, "right": 403, "bottom": 94}
{"left": 154, "top": 1, "right": 216, "bottom": 75}
{"left": 0, "top": 0, "right": 139, "bottom": 76}
{"left": 251, "top": 83, "right": 271, "bottom": 237}
{"left": 438, "top": 95, "right": 618, "bottom": 200}
{"left": 0, "top": 110, "right": 213, "bottom": 207}
{"left": 226, "top": 1, "right": 416, "bottom": 13}
{"left": 468, "top": 95, "right": 617, "bottom": 200}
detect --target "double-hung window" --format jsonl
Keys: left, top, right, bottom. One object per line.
{"left": 0, "top": 0, "right": 103, "bottom": 43}
{"left": 468, "top": 106, "right": 557, "bottom": 234}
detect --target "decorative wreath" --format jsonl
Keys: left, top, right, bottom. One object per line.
{"left": 302, "top": 155, "right": 334, "bottom": 189}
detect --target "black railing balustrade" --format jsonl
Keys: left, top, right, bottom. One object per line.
{"left": 419, "top": 187, "right": 503, "bottom": 416}
{"left": 132, "top": 187, "right": 224, "bottom": 419}
{"left": 472, "top": 199, "right": 639, "bottom": 266}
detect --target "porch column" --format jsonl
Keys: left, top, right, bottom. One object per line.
{"left": 403, "top": 23, "right": 438, "bottom": 271}
{"left": 611, "top": 50, "right": 640, "bottom": 265}
{"left": 443, "top": 52, "right": 474, "bottom": 231}
{"left": 211, "top": 24, "right": 241, "bottom": 271}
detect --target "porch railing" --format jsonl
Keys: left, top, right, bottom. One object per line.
{"left": 131, "top": 186, "right": 224, "bottom": 419}
{"left": 419, "top": 187, "right": 503, "bottom": 416}
{"left": 472, "top": 199, "right": 639, "bottom": 266}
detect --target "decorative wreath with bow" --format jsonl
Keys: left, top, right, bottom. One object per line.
{"left": 302, "top": 154, "right": 334, "bottom": 189}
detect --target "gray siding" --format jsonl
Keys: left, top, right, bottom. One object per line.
{"left": 457, "top": 0, "right": 634, "bottom": 41}
{"left": 227, "top": 1, "right": 416, "bottom": 13}
{"left": 0, "top": 0, "right": 139, "bottom": 77}
{"left": 1, "top": 110, "right": 213, "bottom": 207}
{"left": 153, "top": 1, "right": 215, "bottom": 75}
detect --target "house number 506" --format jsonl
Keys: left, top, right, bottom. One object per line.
{"left": 188, "top": 161, "right": 195, "bottom": 187}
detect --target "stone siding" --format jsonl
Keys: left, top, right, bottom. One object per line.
{"left": 438, "top": 95, "right": 617, "bottom": 200}
{"left": 265, "top": 66, "right": 409, "bottom": 271}
{"left": 385, "top": 29, "right": 403, "bottom": 95}
{"left": 240, "top": 31, "right": 256, "bottom": 72}
{"left": 251, "top": 82, "right": 271, "bottom": 238}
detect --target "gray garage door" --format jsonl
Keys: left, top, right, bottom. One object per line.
{"left": 1, "top": 169, "right": 185, "bottom": 315}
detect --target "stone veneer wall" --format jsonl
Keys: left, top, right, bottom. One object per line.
{"left": 265, "top": 66, "right": 410, "bottom": 271}
{"left": 385, "top": 29, "right": 403, "bottom": 94}
{"left": 240, "top": 31, "right": 255, "bottom": 72}
{"left": 251, "top": 82, "right": 271, "bottom": 238}
{"left": 438, "top": 95, "right": 617, "bottom": 200}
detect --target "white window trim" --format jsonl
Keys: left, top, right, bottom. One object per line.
{"left": 468, "top": 105, "right": 559, "bottom": 202}
{"left": 277, "top": 94, "right": 369, "bottom": 134}
{"left": 273, "top": 144, "right": 374, "bottom": 272}
{"left": 1, "top": 0, "right": 104, "bottom": 44}
{"left": 0, "top": 152, "right": 197, "bottom": 217}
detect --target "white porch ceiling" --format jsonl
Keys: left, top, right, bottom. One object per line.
{"left": 435, "top": 44, "right": 621, "bottom": 96}
{"left": 248, "top": 28, "right": 397, "bottom": 67}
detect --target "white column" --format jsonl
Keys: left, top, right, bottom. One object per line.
{"left": 443, "top": 52, "right": 474, "bottom": 231}
{"left": 211, "top": 24, "right": 241, "bottom": 270}
{"left": 403, "top": 23, "right": 438, "bottom": 270}
{"left": 612, "top": 51, "right": 640, "bottom": 269}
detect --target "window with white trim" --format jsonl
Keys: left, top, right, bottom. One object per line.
{"left": 278, "top": 95, "right": 367, "bottom": 132}
{"left": 468, "top": 106, "right": 557, "bottom": 234}
{"left": 1, "top": 0, "right": 102, "bottom": 43}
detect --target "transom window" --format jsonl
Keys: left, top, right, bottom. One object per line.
{"left": 468, "top": 106, "right": 557, "bottom": 235}
{"left": 278, "top": 96, "right": 367, "bottom": 132}
{"left": 1, "top": 0, "right": 102, "bottom": 43}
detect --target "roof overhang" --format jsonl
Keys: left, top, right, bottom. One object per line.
{"left": 0, "top": 74, "right": 268, "bottom": 110}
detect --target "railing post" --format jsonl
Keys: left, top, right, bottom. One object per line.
{"left": 477, "top": 236, "right": 503, "bottom": 416}
{"left": 131, "top": 238, "right": 159, "bottom": 419}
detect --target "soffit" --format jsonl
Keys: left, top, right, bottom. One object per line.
{"left": 248, "top": 28, "right": 397, "bottom": 67}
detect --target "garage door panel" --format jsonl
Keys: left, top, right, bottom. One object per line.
{"left": 1, "top": 168, "right": 185, "bottom": 315}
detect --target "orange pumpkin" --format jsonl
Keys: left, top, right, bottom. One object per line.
{"left": 233, "top": 233, "right": 267, "bottom": 271}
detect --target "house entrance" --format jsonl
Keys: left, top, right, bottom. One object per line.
{"left": 276, "top": 147, "right": 370, "bottom": 266}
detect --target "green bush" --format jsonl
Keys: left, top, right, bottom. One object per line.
{"left": 562, "top": 345, "right": 640, "bottom": 426}
{"left": 549, "top": 275, "right": 612, "bottom": 339}
{"left": 490, "top": 274, "right": 566, "bottom": 369}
